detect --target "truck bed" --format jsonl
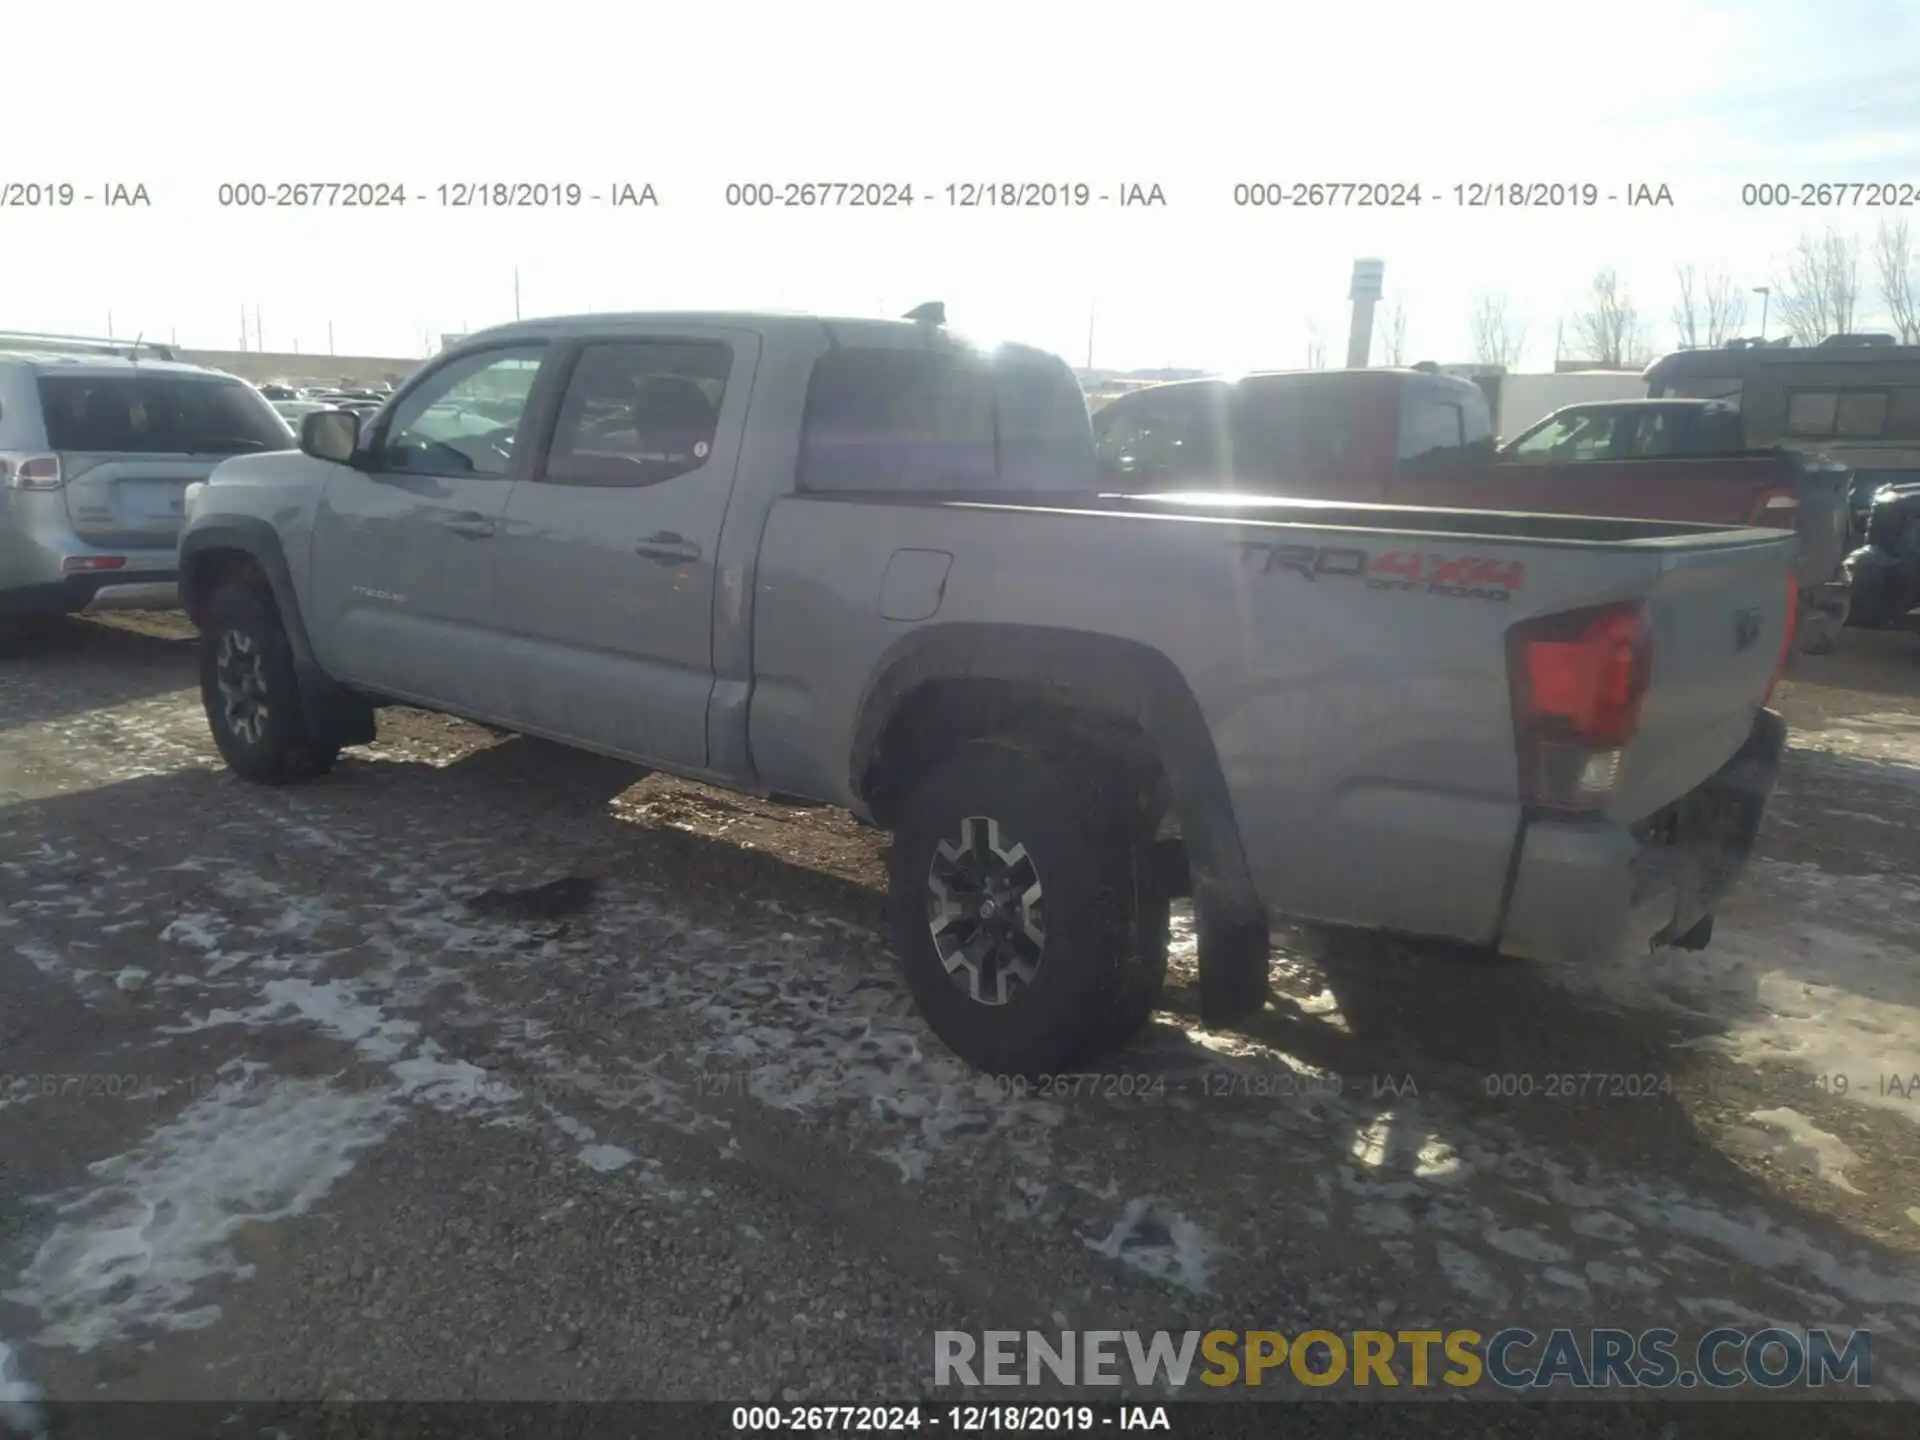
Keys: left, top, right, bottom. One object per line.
{"left": 750, "top": 488, "right": 1796, "bottom": 952}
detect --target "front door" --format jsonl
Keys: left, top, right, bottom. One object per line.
{"left": 490, "top": 330, "right": 758, "bottom": 768}
{"left": 306, "top": 342, "right": 549, "bottom": 718}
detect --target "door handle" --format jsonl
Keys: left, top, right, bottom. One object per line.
{"left": 444, "top": 513, "right": 496, "bottom": 539}
{"left": 634, "top": 531, "right": 702, "bottom": 563}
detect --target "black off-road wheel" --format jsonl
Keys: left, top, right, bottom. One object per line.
{"left": 887, "top": 736, "right": 1168, "bottom": 1076}
{"left": 199, "top": 582, "right": 339, "bottom": 785}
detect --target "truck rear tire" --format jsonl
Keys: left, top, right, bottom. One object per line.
{"left": 887, "top": 736, "right": 1167, "bottom": 1076}
{"left": 199, "top": 583, "right": 339, "bottom": 785}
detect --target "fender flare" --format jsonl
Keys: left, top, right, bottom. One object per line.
{"left": 178, "top": 520, "right": 373, "bottom": 745}
{"left": 850, "top": 624, "right": 1268, "bottom": 1010}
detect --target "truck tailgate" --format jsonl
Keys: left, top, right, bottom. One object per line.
{"left": 1615, "top": 532, "right": 1796, "bottom": 822}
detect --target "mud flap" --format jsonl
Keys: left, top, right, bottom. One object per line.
{"left": 1195, "top": 889, "right": 1270, "bottom": 1025}
{"left": 1651, "top": 709, "right": 1786, "bottom": 950}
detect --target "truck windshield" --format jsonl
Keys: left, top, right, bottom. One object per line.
{"left": 36, "top": 374, "right": 292, "bottom": 454}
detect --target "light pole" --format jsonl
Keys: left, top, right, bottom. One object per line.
{"left": 1753, "top": 285, "right": 1771, "bottom": 343}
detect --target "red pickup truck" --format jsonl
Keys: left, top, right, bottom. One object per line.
{"left": 1091, "top": 369, "right": 1852, "bottom": 644}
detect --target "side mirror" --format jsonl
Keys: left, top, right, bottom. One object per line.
{"left": 300, "top": 408, "right": 362, "bottom": 464}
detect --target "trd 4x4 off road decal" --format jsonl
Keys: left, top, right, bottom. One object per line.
{"left": 1236, "top": 543, "right": 1525, "bottom": 602}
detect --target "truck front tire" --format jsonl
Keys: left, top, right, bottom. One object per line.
{"left": 887, "top": 736, "right": 1167, "bottom": 1075}
{"left": 199, "top": 583, "right": 339, "bottom": 785}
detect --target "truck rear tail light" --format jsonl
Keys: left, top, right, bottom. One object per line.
{"left": 1748, "top": 489, "right": 1798, "bottom": 525}
{"left": 1507, "top": 602, "right": 1651, "bottom": 812}
{"left": 62, "top": 555, "right": 127, "bottom": 574}
{"left": 1764, "top": 575, "right": 1797, "bottom": 707}
{"left": 0, "top": 453, "right": 63, "bottom": 490}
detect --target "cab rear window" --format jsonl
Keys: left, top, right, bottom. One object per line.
{"left": 35, "top": 374, "right": 291, "bottom": 454}
{"left": 799, "top": 346, "right": 1095, "bottom": 493}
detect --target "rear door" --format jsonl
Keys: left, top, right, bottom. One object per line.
{"left": 491, "top": 329, "right": 758, "bottom": 767}
{"left": 35, "top": 371, "right": 292, "bottom": 550}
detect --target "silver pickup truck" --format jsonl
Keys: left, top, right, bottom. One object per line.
{"left": 177, "top": 309, "right": 1796, "bottom": 1075}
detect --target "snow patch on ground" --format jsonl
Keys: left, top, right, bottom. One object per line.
{"left": 1550, "top": 862, "right": 1920, "bottom": 1123}
{"left": 3, "top": 1079, "right": 395, "bottom": 1352}
{"left": 1081, "top": 1197, "right": 1218, "bottom": 1294}
{"left": 1722, "top": 1107, "right": 1866, "bottom": 1193}
{"left": 1792, "top": 712, "right": 1920, "bottom": 771}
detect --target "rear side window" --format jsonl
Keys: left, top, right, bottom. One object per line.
{"left": 1231, "top": 381, "right": 1355, "bottom": 479}
{"left": 994, "top": 353, "right": 1097, "bottom": 489}
{"left": 542, "top": 339, "right": 732, "bottom": 487}
{"left": 1093, "top": 387, "right": 1215, "bottom": 483}
{"left": 799, "top": 346, "right": 1093, "bottom": 493}
{"left": 35, "top": 374, "right": 290, "bottom": 454}
{"left": 1398, "top": 384, "right": 1493, "bottom": 464}
{"left": 1789, "top": 388, "right": 1890, "bottom": 439}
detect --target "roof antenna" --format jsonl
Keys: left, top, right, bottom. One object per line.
{"left": 902, "top": 301, "right": 945, "bottom": 325}
{"left": 129, "top": 331, "right": 145, "bottom": 363}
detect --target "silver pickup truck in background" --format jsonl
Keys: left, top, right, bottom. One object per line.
{"left": 177, "top": 309, "right": 1796, "bottom": 1075}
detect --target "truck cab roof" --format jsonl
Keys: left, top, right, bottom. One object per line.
{"left": 457, "top": 309, "right": 1065, "bottom": 365}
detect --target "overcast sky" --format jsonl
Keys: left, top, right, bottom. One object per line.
{"left": 10, "top": 0, "right": 1920, "bottom": 371}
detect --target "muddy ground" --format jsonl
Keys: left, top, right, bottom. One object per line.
{"left": 3, "top": 612, "right": 1920, "bottom": 1431}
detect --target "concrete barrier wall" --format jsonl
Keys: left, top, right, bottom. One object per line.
{"left": 177, "top": 348, "right": 427, "bottom": 387}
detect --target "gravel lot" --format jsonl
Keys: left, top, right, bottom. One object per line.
{"left": 3, "top": 612, "right": 1920, "bottom": 1429}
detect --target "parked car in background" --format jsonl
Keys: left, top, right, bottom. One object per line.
{"left": 271, "top": 398, "right": 331, "bottom": 429}
{"left": 2, "top": 342, "right": 292, "bottom": 615}
{"left": 1445, "top": 366, "right": 1648, "bottom": 441}
{"left": 178, "top": 308, "right": 1794, "bottom": 1073}
{"left": 1092, "top": 371, "right": 1849, "bottom": 649}
{"left": 1843, "top": 481, "right": 1920, "bottom": 631}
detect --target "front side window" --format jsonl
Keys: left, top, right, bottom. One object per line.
{"left": 541, "top": 340, "right": 732, "bottom": 487}
{"left": 378, "top": 346, "right": 546, "bottom": 477}
{"left": 1508, "top": 409, "right": 1621, "bottom": 461}
{"left": 35, "top": 375, "right": 291, "bottom": 455}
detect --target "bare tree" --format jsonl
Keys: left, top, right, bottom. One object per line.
{"left": 1305, "top": 318, "right": 1327, "bottom": 370}
{"left": 1572, "top": 267, "right": 1648, "bottom": 367}
{"left": 1374, "top": 300, "right": 1409, "bottom": 366}
{"left": 1876, "top": 217, "right": 1920, "bottom": 344}
{"left": 1674, "top": 264, "right": 1750, "bottom": 349}
{"left": 1775, "top": 228, "right": 1861, "bottom": 345}
{"left": 1469, "top": 292, "right": 1526, "bottom": 368}
{"left": 1673, "top": 264, "right": 1701, "bottom": 349}
{"left": 1703, "top": 269, "right": 1748, "bottom": 347}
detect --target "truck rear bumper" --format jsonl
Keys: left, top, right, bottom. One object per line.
{"left": 1496, "top": 709, "right": 1786, "bottom": 963}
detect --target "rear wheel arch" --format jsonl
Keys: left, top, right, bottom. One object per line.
{"left": 850, "top": 624, "right": 1255, "bottom": 911}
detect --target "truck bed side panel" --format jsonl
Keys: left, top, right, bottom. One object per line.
{"left": 1390, "top": 455, "right": 1788, "bottom": 526}
{"left": 749, "top": 498, "right": 1724, "bottom": 945}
